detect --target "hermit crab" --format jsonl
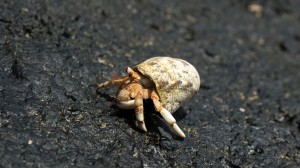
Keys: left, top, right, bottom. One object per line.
{"left": 97, "top": 57, "right": 200, "bottom": 138}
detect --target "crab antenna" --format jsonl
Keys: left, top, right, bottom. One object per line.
{"left": 111, "top": 73, "right": 120, "bottom": 79}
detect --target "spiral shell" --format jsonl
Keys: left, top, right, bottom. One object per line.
{"left": 134, "top": 57, "right": 200, "bottom": 113}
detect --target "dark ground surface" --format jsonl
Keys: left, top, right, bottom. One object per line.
{"left": 1, "top": 0, "right": 300, "bottom": 167}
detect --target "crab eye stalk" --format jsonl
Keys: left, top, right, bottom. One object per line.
{"left": 127, "top": 67, "right": 141, "bottom": 80}
{"left": 126, "top": 67, "right": 134, "bottom": 76}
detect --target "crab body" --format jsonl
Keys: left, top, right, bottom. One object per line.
{"left": 97, "top": 57, "right": 200, "bottom": 138}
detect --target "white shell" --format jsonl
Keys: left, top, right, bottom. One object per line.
{"left": 134, "top": 57, "right": 200, "bottom": 113}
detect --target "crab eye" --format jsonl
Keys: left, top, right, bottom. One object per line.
{"left": 127, "top": 67, "right": 141, "bottom": 80}
{"left": 126, "top": 67, "right": 133, "bottom": 76}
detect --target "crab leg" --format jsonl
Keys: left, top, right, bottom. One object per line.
{"left": 135, "top": 90, "right": 147, "bottom": 132}
{"left": 97, "top": 76, "right": 129, "bottom": 90}
{"left": 151, "top": 91, "right": 186, "bottom": 138}
{"left": 98, "top": 67, "right": 142, "bottom": 90}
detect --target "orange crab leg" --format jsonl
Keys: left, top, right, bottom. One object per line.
{"left": 151, "top": 91, "right": 186, "bottom": 138}
{"left": 97, "top": 76, "right": 129, "bottom": 91}
{"left": 135, "top": 90, "right": 147, "bottom": 132}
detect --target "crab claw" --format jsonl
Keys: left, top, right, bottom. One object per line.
{"left": 116, "top": 100, "right": 135, "bottom": 109}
